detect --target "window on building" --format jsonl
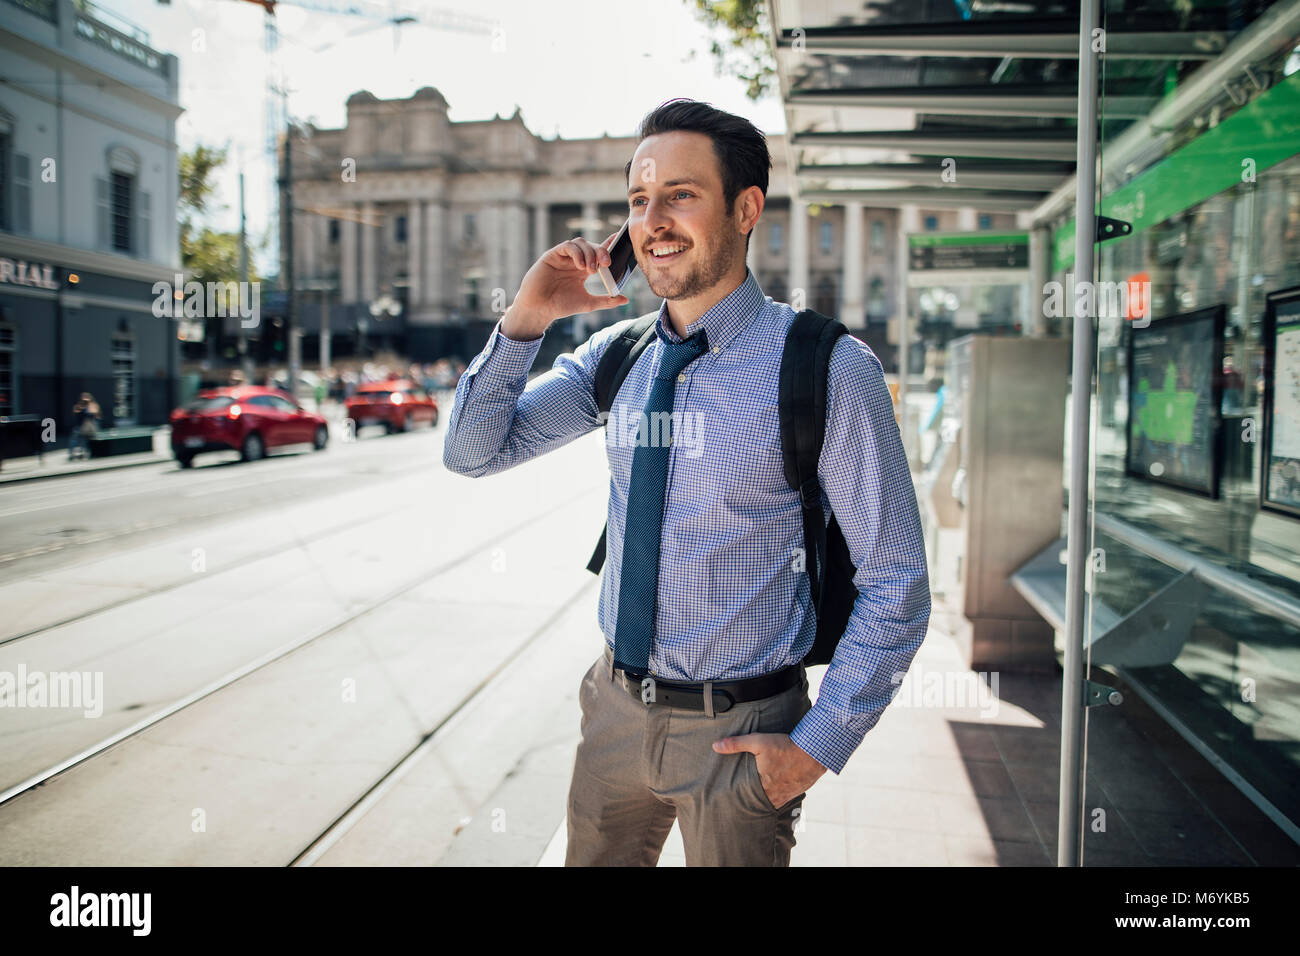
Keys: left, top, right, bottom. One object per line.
{"left": 768, "top": 275, "right": 787, "bottom": 303}
{"left": 0, "top": 131, "right": 7, "bottom": 230}
{"left": 396, "top": 215, "right": 408, "bottom": 243}
{"left": 923, "top": 215, "right": 938, "bottom": 232}
{"left": 329, "top": 220, "right": 340, "bottom": 244}
{"left": 0, "top": 135, "right": 29, "bottom": 234}
{"left": 819, "top": 220, "right": 833, "bottom": 255}
{"left": 111, "top": 332, "right": 135, "bottom": 423}
{"left": 814, "top": 276, "right": 836, "bottom": 316}
{"left": 110, "top": 172, "right": 133, "bottom": 253}
{"left": 464, "top": 213, "right": 476, "bottom": 241}
{"left": 0, "top": 324, "right": 15, "bottom": 416}
{"left": 867, "top": 277, "right": 887, "bottom": 321}
{"left": 870, "top": 220, "right": 885, "bottom": 253}
{"left": 769, "top": 221, "right": 784, "bottom": 255}
{"left": 978, "top": 213, "right": 993, "bottom": 230}
{"left": 465, "top": 276, "right": 480, "bottom": 312}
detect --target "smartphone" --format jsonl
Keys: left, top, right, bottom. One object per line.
{"left": 596, "top": 218, "right": 637, "bottom": 296}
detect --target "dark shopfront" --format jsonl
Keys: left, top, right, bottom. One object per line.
{"left": 0, "top": 255, "right": 178, "bottom": 449}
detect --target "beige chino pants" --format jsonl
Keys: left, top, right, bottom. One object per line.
{"left": 565, "top": 644, "right": 812, "bottom": 867}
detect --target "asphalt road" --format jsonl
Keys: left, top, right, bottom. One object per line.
{"left": 0, "top": 406, "right": 612, "bottom": 864}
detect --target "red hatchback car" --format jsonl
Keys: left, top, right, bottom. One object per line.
{"left": 344, "top": 379, "right": 439, "bottom": 435}
{"left": 169, "top": 386, "right": 329, "bottom": 467}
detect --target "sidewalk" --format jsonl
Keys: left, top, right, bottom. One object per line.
{"left": 0, "top": 429, "right": 175, "bottom": 484}
{"left": 532, "top": 618, "right": 1297, "bottom": 866}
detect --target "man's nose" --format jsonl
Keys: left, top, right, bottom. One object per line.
{"left": 641, "top": 197, "right": 674, "bottom": 235}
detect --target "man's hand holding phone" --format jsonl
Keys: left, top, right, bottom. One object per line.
{"left": 500, "top": 233, "right": 630, "bottom": 341}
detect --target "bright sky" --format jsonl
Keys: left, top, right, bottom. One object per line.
{"left": 98, "top": 0, "right": 787, "bottom": 272}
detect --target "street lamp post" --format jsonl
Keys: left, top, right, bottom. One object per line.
{"left": 368, "top": 292, "right": 402, "bottom": 358}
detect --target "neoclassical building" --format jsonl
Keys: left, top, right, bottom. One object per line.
{"left": 285, "top": 88, "right": 1017, "bottom": 366}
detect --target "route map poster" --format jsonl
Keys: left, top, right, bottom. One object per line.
{"left": 1263, "top": 287, "right": 1300, "bottom": 518}
{"left": 1126, "top": 304, "right": 1225, "bottom": 497}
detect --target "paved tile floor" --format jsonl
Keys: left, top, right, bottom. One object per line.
{"left": 539, "top": 620, "right": 1297, "bottom": 866}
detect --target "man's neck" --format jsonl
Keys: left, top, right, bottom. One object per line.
{"left": 663, "top": 265, "right": 748, "bottom": 340}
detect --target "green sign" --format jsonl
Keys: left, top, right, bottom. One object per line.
{"left": 1053, "top": 70, "right": 1300, "bottom": 274}
{"left": 908, "top": 232, "right": 1028, "bottom": 248}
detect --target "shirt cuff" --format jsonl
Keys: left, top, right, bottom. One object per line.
{"left": 788, "top": 702, "right": 870, "bottom": 776}
{"left": 475, "top": 318, "right": 545, "bottom": 380}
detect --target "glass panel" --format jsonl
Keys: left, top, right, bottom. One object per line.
{"left": 1077, "top": 8, "right": 1300, "bottom": 864}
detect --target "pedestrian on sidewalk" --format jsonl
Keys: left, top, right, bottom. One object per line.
{"left": 443, "top": 100, "right": 930, "bottom": 867}
{"left": 67, "top": 393, "right": 100, "bottom": 461}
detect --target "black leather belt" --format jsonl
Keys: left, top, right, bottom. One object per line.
{"left": 614, "top": 661, "right": 804, "bottom": 713}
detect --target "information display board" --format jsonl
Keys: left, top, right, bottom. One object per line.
{"left": 1262, "top": 286, "right": 1300, "bottom": 518}
{"left": 1126, "top": 304, "right": 1225, "bottom": 497}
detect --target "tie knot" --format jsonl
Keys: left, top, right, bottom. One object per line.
{"left": 656, "top": 333, "right": 708, "bottom": 381}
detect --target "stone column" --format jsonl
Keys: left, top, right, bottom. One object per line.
{"left": 1027, "top": 225, "right": 1050, "bottom": 337}
{"left": 407, "top": 199, "right": 422, "bottom": 307}
{"left": 486, "top": 204, "right": 504, "bottom": 308}
{"left": 360, "top": 201, "right": 378, "bottom": 303}
{"left": 746, "top": 219, "right": 760, "bottom": 278}
{"left": 424, "top": 199, "right": 446, "bottom": 320}
{"left": 504, "top": 201, "right": 528, "bottom": 303}
{"left": 840, "top": 201, "right": 864, "bottom": 328}
{"left": 788, "top": 199, "right": 809, "bottom": 310}
{"left": 533, "top": 202, "right": 549, "bottom": 260}
{"left": 581, "top": 199, "right": 599, "bottom": 241}
{"left": 340, "top": 214, "right": 358, "bottom": 304}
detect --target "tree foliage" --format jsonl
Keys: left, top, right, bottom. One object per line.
{"left": 179, "top": 144, "right": 259, "bottom": 283}
{"left": 687, "top": 0, "right": 777, "bottom": 101}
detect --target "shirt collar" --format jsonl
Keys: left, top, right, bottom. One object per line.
{"left": 653, "top": 268, "right": 765, "bottom": 353}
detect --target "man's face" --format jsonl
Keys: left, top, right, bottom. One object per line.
{"left": 626, "top": 131, "right": 748, "bottom": 301}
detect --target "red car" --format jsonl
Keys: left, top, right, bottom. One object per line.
{"left": 344, "top": 379, "right": 439, "bottom": 435}
{"left": 169, "top": 386, "right": 329, "bottom": 467}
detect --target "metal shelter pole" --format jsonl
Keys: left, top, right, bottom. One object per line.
{"left": 1058, "top": 0, "right": 1099, "bottom": 868}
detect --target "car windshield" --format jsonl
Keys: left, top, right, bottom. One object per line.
{"left": 184, "top": 396, "right": 235, "bottom": 412}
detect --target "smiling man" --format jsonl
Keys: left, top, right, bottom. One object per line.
{"left": 443, "top": 99, "right": 930, "bottom": 867}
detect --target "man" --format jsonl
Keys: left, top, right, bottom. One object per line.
{"left": 443, "top": 99, "right": 930, "bottom": 866}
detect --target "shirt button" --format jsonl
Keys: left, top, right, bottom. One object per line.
{"left": 712, "top": 346, "right": 719, "bottom": 354}
{"left": 677, "top": 373, "right": 685, "bottom": 383}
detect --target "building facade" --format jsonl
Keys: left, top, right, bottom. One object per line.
{"left": 0, "top": 0, "right": 181, "bottom": 433}
{"left": 284, "top": 88, "right": 1018, "bottom": 367}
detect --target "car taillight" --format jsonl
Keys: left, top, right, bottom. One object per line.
{"left": 391, "top": 392, "right": 404, "bottom": 404}
{"left": 228, "top": 404, "right": 242, "bottom": 419}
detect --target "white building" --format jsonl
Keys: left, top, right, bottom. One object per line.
{"left": 0, "top": 0, "right": 181, "bottom": 428}
{"left": 286, "top": 88, "right": 1020, "bottom": 366}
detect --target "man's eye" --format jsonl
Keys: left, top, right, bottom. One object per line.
{"left": 674, "top": 191, "right": 693, "bottom": 199}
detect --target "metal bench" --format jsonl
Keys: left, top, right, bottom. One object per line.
{"left": 87, "top": 427, "right": 158, "bottom": 458}
{"left": 1011, "top": 533, "right": 1205, "bottom": 668}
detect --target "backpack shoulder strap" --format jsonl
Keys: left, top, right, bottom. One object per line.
{"left": 779, "top": 309, "right": 848, "bottom": 615}
{"left": 593, "top": 312, "right": 659, "bottom": 416}
{"left": 587, "top": 311, "right": 659, "bottom": 575}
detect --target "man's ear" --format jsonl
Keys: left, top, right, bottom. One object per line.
{"left": 737, "top": 185, "right": 764, "bottom": 237}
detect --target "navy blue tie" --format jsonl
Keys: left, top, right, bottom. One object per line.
{"left": 613, "top": 332, "right": 709, "bottom": 675}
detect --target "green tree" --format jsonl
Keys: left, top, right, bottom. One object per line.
{"left": 178, "top": 145, "right": 261, "bottom": 362}
{"left": 179, "top": 144, "right": 258, "bottom": 283}
{"left": 687, "top": 0, "right": 776, "bottom": 101}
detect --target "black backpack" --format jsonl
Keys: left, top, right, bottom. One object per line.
{"left": 583, "top": 309, "right": 858, "bottom": 667}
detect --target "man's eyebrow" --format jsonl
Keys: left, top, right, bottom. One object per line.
{"left": 628, "top": 178, "right": 703, "bottom": 197}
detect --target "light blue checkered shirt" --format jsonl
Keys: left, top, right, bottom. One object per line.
{"left": 443, "top": 269, "right": 930, "bottom": 774}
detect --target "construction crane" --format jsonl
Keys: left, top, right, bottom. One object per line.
{"left": 228, "top": 0, "right": 497, "bottom": 397}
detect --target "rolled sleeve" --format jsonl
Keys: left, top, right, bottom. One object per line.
{"left": 441, "top": 317, "right": 619, "bottom": 478}
{"left": 787, "top": 336, "right": 931, "bottom": 775}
